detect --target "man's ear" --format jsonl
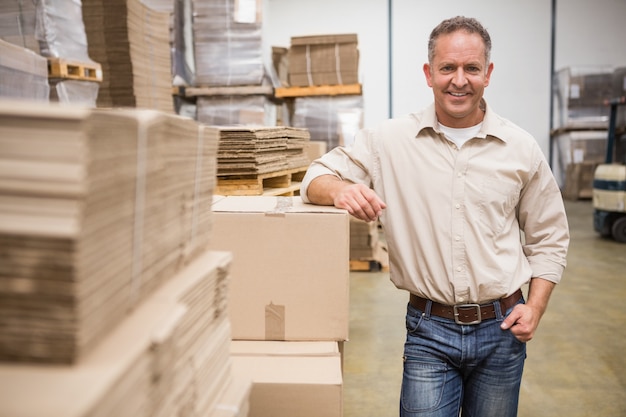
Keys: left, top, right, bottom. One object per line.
{"left": 423, "top": 63, "right": 433, "bottom": 87}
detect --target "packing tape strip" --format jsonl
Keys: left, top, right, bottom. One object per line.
{"left": 334, "top": 43, "right": 343, "bottom": 85}
{"left": 265, "top": 302, "right": 286, "bottom": 340}
{"left": 305, "top": 44, "right": 314, "bottom": 86}
{"left": 130, "top": 120, "right": 148, "bottom": 306}
{"left": 189, "top": 124, "right": 204, "bottom": 253}
{"left": 266, "top": 196, "right": 293, "bottom": 216}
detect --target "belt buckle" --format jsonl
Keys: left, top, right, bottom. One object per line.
{"left": 453, "top": 304, "right": 482, "bottom": 325}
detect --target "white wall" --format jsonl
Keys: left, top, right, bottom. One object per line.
{"left": 263, "top": 0, "right": 626, "bottom": 157}
{"left": 263, "top": 0, "right": 389, "bottom": 130}
{"left": 390, "top": 0, "right": 552, "bottom": 156}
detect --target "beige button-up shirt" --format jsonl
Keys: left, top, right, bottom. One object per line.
{"left": 301, "top": 101, "right": 570, "bottom": 305}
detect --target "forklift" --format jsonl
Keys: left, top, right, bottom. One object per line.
{"left": 593, "top": 96, "right": 626, "bottom": 243}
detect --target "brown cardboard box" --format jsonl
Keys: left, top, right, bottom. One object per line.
{"left": 209, "top": 196, "right": 350, "bottom": 341}
{"left": 230, "top": 340, "right": 343, "bottom": 417}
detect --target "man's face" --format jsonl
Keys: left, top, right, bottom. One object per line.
{"left": 423, "top": 31, "right": 494, "bottom": 128}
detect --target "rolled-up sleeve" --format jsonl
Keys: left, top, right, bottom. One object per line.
{"left": 518, "top": 154, "right": 570, "bottom": 283}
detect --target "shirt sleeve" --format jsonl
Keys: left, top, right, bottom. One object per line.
{"left": 517, "top": 148, "right": 570, "bottom": 283}
{"left": 300, "top": 129, "right": 376, "bottom": 203}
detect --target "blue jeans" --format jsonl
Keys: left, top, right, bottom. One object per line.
{"left": 400, "top": 298, "right": 526, "bottom": 417}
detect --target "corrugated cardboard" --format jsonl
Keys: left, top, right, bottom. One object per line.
{"left": 230, "top": 340, "right": 343, "bottom": 417}
{"left": 288, "top": 33, "right": 359, "bottom": 87}
{"left": 209, "top": 196, "right": 350, "bottom": 341}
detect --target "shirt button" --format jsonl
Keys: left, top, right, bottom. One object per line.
{"left": 455, "top": 203, "right": 461, "bottom": 209}
{"left": 458, "top": 297, "right": 465, "bottom": 302}
{"left": 457, "top": 172, "right": 463, "bottom": 178}
{"left": 456, "top": 266, "right": 462, "bottom": 272}
{"left": 455, "top": 235, "right": 461, "bottom": 241}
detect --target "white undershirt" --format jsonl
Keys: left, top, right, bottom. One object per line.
{"left": 438, "top": 122, "right": 483, "bottom": 148}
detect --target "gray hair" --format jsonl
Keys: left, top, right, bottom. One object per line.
{"left": 427, "top": 16, "right": 492, "bottom": 65}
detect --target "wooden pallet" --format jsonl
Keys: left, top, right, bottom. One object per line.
{"left": 173, "top": 84, "right": 274, "bottom": 97}
{"left": 47, "top": 58, "right": 102, "bottom": 82}
{"left": 274, "top": 83, "right": 362, "bottom": 98}
{"left": 216, "top": 167, "right": 307, "bottom": 196}
{"left": 349, "top": 259, "right": 384, "bottom": 272}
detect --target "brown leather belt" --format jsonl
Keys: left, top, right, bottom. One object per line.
{"left": 409, "top": 289, "right": 523, "bottom": 325}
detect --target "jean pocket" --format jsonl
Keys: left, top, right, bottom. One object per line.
{"left": 405, "top": 304, "right": 424, "bottom": 335}
{"left": 401, "top": 357, "right": 447, "bottom": 413}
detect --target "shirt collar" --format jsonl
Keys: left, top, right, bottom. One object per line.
{"left": 411, "top": 99, "right": 508, "bottom": 144}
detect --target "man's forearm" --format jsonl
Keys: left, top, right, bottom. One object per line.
{"left": 526, "top": 277, "right": 556, "bottom": 318}
{"left": 306, "top": 174, "right": 346, "bottom": 206}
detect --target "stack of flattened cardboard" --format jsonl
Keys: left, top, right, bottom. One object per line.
{"left": 82, "top": 0, "right": 173, "bottom": 112}
{"left": 0, "top": 39, "right": 49, "bottom": 101}
{"left": 0, "top": 101, "right": 218, "bottom": 364}
{"left": 0, "top": 250, "right": 251, "bottom": 417}
{"left": 288, "top": 33, "right": 359, "bottom": 87}
{"left": 191, "top": 0, "right": 264, "bottom": 87}
{"left": 216, "top": 126, "right": 310, "bottom": 176}
{"left": 349, "top": 217, "right": 380, "bottom": 260}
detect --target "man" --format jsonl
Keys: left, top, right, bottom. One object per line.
{"left": 300, "top": 16, "right": 569, "bottom": 417}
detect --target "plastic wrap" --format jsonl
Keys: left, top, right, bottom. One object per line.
{"left": 50, "top": 80, "right": 99, "bottom": 106}
{"left": 191, "top": 0, "right": 264, "bottom": 86}
{"left": 196, "top": 95, "right": 276, "bottom": 126}
{"left": 0, "top": 39, "right": 49, "bottom": 101}
{"left": 172, "top": 0, "right": 195, "bottom": 86}
{"left": 36, "top": 0, "right": 93, "bottom": 62}
{"left": 0, "top": 0, "right": 40, "bottom": 53}
{"left": 553, "top": 66, "right": 615, "bottom": 130}
{"left": 292, "top": 95, "right": 364, "bottom": 150}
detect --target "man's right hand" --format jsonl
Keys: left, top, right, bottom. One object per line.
{"left": 308, "top": 175, "right": 386, "bottom": 222}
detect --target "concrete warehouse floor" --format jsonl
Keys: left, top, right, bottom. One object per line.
{"left": 342, "top": 199, "right": 626, "bottom": 417}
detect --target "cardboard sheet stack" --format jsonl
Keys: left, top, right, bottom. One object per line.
{"left": 0, "top": 249, "right": 252, "bottom": 417}
{"left": 190, "top": 0, "right": 278, "bottom": 126}
{"left": 287, "top": 34, "right": 359, "bottom": 87}
{"left": 350, "top": 217, "right": 381, "bottom": 260}
{"left": 0, "top": 39, "right": 50, "bottom": 101}
{"left": 216, "top": 126, "right": 311, "bottom": 176}
{"left": 0, "top": 100, "right": 253, "bottom": 416}
{"left": 82, "top": 0, "right": 173, "bottom": 112}
{"left": 0, "top": 101, "right": 219, "bottom": 364}
{"left": 191, "top": 0, "right": 264, "bottom": 87}
{"left": 0, "top": 0, "right": 100, "bottom": 105}
{"left": 349, "top": 217, "right": 388, "bottom": 270}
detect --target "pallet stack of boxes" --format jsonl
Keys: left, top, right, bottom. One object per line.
{"left": 174, "top": 0, "right": 277, "bottom": 126}
{"left": 282, "top": 33, "right": 365, "bottom": 151}
{"left": 552, "top": 66, "right": 626, "bottom": 199}
{"left": 0, "top": 2, "right": 354, "bottom": 417}
{"left": 0, "top": 1, "right": 251, "bottom": 416}
{"left": 0, "top": 0, "right": 101, "bottom": 105}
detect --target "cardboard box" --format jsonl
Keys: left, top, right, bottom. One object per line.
{"left": 209, "top": 196, "right": 350, "bottom": 341}
{"left": 230, "top": 340, "right": 343, "bottom": 417}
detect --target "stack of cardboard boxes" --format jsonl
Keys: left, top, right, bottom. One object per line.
{"left": 210, "top": 195, "right": 350, "bottom": 417}
{"left": 552, "top": 66, "right": 626, "bottom": 199}
{"left": 281, "top": 33, "right": 364, "bottom": 150}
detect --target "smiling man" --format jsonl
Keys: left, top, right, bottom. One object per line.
{"left": 300, "top": 16, "right": 570, "bottom": 417}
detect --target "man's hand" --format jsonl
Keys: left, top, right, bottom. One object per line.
{"left": 307, "top": 175, "right": 386, "bottom": 222}
{"left": 500, "top": 278, "right": 556, "bottom": 343}
{"left": 499, "top": 303, "right": 542, "bottom": 343}
{"left": 333, "top": 183, "right": 386, "bottom": 222}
